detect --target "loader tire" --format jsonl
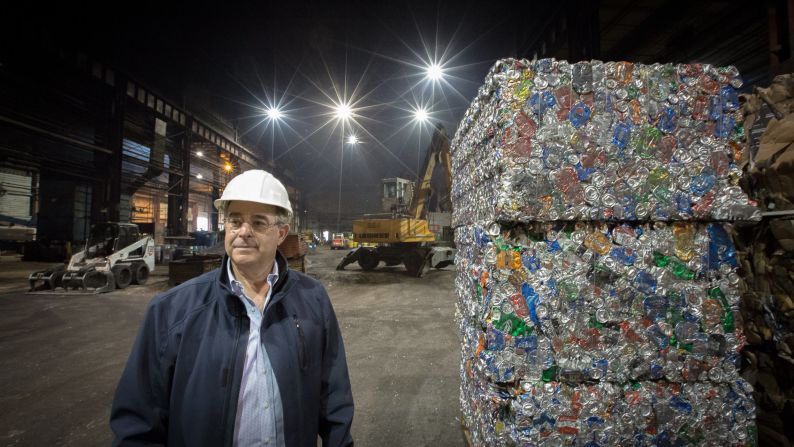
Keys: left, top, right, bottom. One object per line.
{"left": 84, "top": 270, "right": 113, "bottom": 291}
{"left": 113, "top": 265, "right": 132, "bottom": 289}
{"left": 357, "top": 248, "right": 379, "bottom": 271}
{"left": 132, "top": 262, "right": 149, "bottom": 285}
{"left": 404, "top": 251, "right": 426, "bottom": 277}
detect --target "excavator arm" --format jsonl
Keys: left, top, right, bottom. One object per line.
{"left": 407, "top": 123, "right": 453, "bottom": 220}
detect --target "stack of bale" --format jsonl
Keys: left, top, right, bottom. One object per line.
{"left": 735, "top": 74, "right": 794, "bottom": 446}
{"left": 452, "top": 58, "right": 759, "bottom": 446}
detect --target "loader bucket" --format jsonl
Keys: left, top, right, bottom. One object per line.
{"left": 84, "top": 270, "right": 115, "bottom": 293}
{"left": 336, "top": 249, "right": 360, "bottom": 270}
{"left": 28, "top": 265, "right": 65, "bottom": 291}
{"left": 62, "top": 269, "right": 115, "bottom": 293}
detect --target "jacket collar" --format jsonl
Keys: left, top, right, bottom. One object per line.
{"left": 216, "top": 250, "right": 292, "bottom": 317}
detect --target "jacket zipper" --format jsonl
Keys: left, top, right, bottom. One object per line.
{"left": 222, "top": 311, "right": 243, "bottom": 446}
{"left": 293, "top": 315, "right": 307, "bottom": 369}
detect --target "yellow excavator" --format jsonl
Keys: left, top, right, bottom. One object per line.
{"left": 336, "top": 123, "right": 455, "bottom": 276}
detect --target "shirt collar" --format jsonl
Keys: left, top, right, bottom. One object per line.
{"left": 227, "top": 257, "right": 280, "bottom": 303}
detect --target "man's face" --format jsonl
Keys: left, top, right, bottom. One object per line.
{"left": 224, "top": 201, "right": 289, "bottom": 271}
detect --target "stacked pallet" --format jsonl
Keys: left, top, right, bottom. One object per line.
{"left": 168, "top": 254, "right": 223, "bottom": 286}
{"left": 279, "top": 234, "right": 308, "bottom": 273}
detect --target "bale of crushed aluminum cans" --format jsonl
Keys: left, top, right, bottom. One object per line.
{"left": 456, "top": 222, "right": 746, "bottom": 385}
{"left": 453, "top": 58, "right": 757, "bottom": 447}
{"left": 451, "top": 58, "right": 761, "bottom": 226}
{"left": 460, "top": 367, "right": 756, "bottom": 446}
{"left": 455, "top": 221, "right": 757, "bottom": 446}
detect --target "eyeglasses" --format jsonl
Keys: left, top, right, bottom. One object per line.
{"left": 223, "top": 216, "right": 282, "bottom": 234}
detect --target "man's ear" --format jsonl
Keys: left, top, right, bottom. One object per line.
{"left": 278, "top": 224, "right": 290, "bottom": 245}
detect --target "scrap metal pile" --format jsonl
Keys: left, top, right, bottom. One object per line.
{"left": 452, "top": 58, "right": 759, "bottom": 446}
{"left": 734, "top": 74, "right": 794, "bottom": 447}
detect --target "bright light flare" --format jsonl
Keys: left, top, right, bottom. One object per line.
{"left": 426, "top": 63, "right": 444, "bottom": 81}
{"left": 413, "top": 107, "right": 429, "bottom": 122}
{"left": 196, "top": 173, "right": 203, "bottom": 179}
{"left": 265, "top": 107, "right": 282, "bottom": 120}
{"left": 224, "top": 163, "right": 233, "bottom": 172}
{"left": 346, "top": 135, "right": 358, "bottom": 145}
{"left": 196, "top": 151, "right": 203, "bottom": 157}
{"left": 334, "top": 102, "right": 353, "bottom": 121}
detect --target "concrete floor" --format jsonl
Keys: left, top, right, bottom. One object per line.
{"left": 0, "top": 247, "right": 462, "bottom": 446}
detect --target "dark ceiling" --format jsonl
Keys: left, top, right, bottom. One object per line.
{"left": 4, "top": 0, "right": 774, "bottom": 219}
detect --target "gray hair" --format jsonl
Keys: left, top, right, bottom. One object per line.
{"left": 273, "top": 207, "right": 291, "bottom": 225}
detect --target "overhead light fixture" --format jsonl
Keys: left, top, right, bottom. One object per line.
{"left": 426, "top": 63, "right": 443, "bottom": 81}
{"left": 266, "top": 107, "right": 282, "bottom": 120}
{"left": 334, "top": 102, "right": 352, "bottom": 121}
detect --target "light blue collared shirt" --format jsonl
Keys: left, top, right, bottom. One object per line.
{"left": 228, "top": 259, "right": 285, "bottom": 447}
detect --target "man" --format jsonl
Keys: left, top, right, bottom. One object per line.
{"left": 111, "top": 170, "right": 354, "bottom": 447}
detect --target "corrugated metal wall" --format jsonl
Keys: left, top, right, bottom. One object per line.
{"left": 0, "top": 167, "right": 33, "bottom": 221}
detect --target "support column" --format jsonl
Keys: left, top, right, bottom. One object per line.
{"left": 211, "top": 185, "right": 220, "bottom": 231}
{"left": 167, "top": 116, "right": 191, "bottom": 236}
{"left": 93, "top": 75, "right": 124, "bottom": 223}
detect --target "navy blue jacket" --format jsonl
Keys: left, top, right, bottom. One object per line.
{"left": 110, "top": 253, "right": 354, "bottom": 446}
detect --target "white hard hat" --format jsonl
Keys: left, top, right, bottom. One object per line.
{"left": 214, "top": 169, "right": 293, "bottom": 216}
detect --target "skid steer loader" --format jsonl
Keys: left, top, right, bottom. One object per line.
{"left": 29, "top": 222, "right": 155, "bottom": 293}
